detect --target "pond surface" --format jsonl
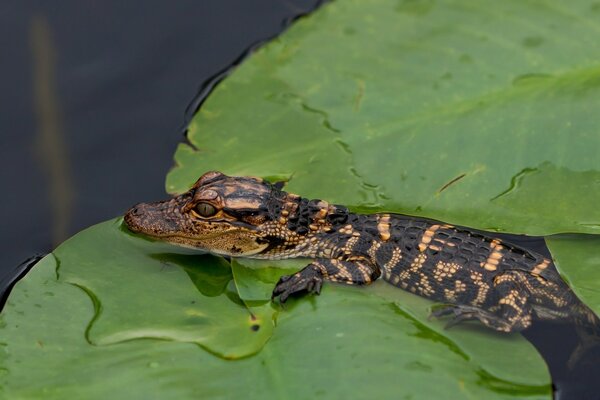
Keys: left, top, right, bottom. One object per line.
{"left": 0, "top": 0, "right": 319, "bottom": 287}
{"left": 1, "top": 1, "right": 598, "bottom": 398}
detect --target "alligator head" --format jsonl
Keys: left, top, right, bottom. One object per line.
{"left": 124, "top": 171, "right": 286, "bottom": 257}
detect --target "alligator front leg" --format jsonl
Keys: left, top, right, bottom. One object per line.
{"left": 272, "top": 258, "right": 381, "bottom": 303}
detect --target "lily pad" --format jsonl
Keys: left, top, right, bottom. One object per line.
{"left": 168, "top": 0, "right": 600, "bottom": 235}
{"left": 0, "top": 223, "right": 550, "bottom": 398}
{"left": 233, "top": 257, "right": 550, "bottom": 389}
{"left": 55, "top": 220, "right": 274, "bottom": 358}
{"left": 546, "top": 235, "right": 600, "bottom": 316}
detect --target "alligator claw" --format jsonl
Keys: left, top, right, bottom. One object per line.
{"left": 429, "top": 304, "right": 457, "bottom": 320}
{"left": 428, "top": 304, "right": 476, "bottom": 329}
{"left": 272, "top": 267, "right": 323, "bottom": 303}
{"left": 429, "top": 304, "right": 509, "bottom": 331}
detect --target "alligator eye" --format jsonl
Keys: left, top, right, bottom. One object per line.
{"left": 195, "top": 202, "right": 217, "bottom": 217}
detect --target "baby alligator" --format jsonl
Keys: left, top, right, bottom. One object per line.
{"left": 124, "top": 171, "right": 598, "bottom": 333}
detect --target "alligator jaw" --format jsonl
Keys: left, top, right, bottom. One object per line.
{"left": 124, "top": 200, "right": 183, "bottom": 237}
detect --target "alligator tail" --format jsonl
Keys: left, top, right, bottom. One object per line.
{"left": 568, "top": 303, "right": 600, "bottom": 369}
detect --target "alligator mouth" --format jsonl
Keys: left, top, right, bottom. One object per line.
{"left": 149, "top": 230, "right": 237, "bottom": 241}
{"left": 124, "top": 203, "right": 259, "bottom": 240}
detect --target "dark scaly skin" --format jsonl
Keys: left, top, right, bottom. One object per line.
{"left": 124, "top": 171, "right": 599, "bottom": 333}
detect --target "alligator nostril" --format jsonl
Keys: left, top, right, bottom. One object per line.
{"left": 124, "top": 205, "right": 141, "bottom": 231}
{"left": 128, "top": 204, "right": 144, "bottom": 217}
{"left": 125, "top": 205, "right": 141, "bottom": 222}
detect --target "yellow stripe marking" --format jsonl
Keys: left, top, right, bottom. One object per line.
{"left": 367, "top": 241, "right": 381, "bottom": 264}
{"left": 531, "top": 259, "right": 550, "bottom": 276}
{"left": 377, "top": 214, "right": 391, "bottom": 241}
{"left": 383, "top": 248, "right": 402, "bottom": 271}
{"left": 418, "top": 225, "right": 441, "bottom": 252}
{"left": 317, "top": 208, "right": 327, "bottom": 217}
{"left": 481, "top": 239, "right": 503, "bottom": 271}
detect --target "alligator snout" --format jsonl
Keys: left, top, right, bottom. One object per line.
{"left": 123, "top": 200, "right": 183, "bottom": 237}
{"left": 123, "top": 203, "right": 147, "bottom": 233}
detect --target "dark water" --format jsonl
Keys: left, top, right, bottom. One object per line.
{"left": 1, "top": 1, "right": 598, "bottom": 398}
{"left": 0, "top": 0, "right": 319, "bottom": 284}
{"left": 491, "top": 234, "right": 600, "bottom": 400}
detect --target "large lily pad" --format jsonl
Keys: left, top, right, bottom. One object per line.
{"left": 168, "top": 0, "right": 600, "bottom": 235}
{"left": 1, "top": 221, "right": 550, "bottom": 399}
{"left": 164, "top": 0, "right": 600, "bottom": 370}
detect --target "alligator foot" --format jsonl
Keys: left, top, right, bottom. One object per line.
{"left": 429, "top": 304, "right": 517, "bottom": 332}
{"left": 272, "top": 265, "right": 323, "bottom": 303}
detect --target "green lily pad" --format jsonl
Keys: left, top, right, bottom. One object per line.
{"left": 0, "top": 226, "right": 550, "bottom": 398}
{"left": 233, "top": 257, "right": 550, "bottom": 389}
{"left": 546, "top": 235, "right": 600, "bottom": 316}
{"left": 168, "top": 0, "right": 600, "bottom": 235}
{"left": 230, "top": 258, "right": 299, "bottom": 304}
{"left": 53, "top": 220, "right": 275, "bottom": 358}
